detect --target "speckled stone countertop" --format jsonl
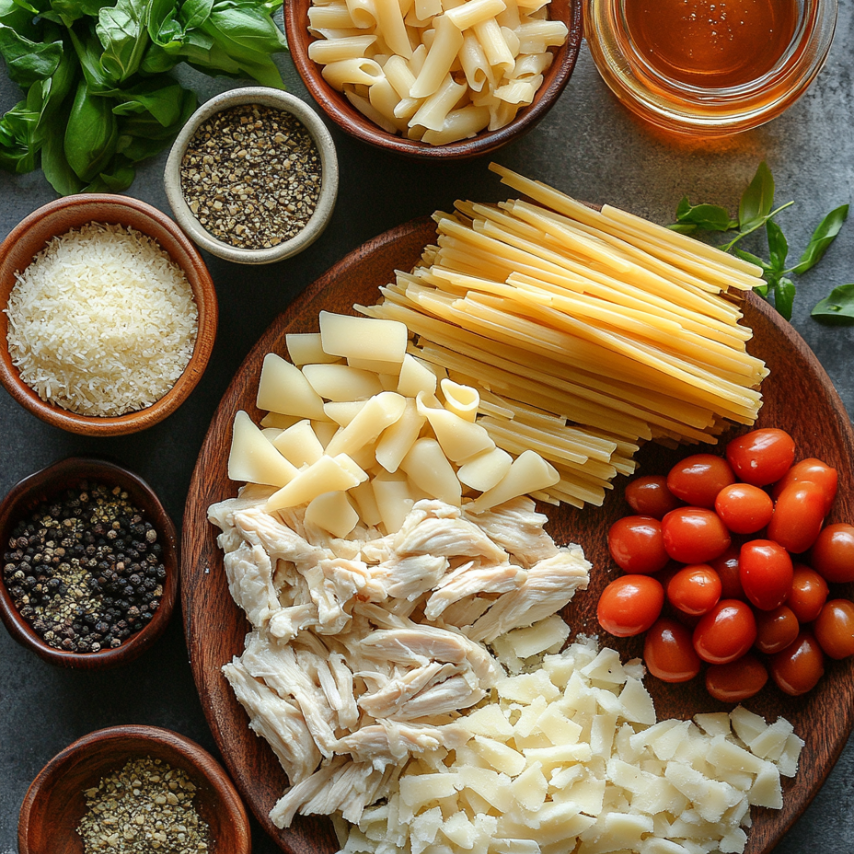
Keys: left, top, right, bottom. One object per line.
{"left": 1, "top": 7, "right": 853, "bottom": 852}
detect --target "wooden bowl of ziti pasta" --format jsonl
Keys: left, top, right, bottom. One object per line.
{"left": 285, "top": 0, "right": 583, "bottom": 158}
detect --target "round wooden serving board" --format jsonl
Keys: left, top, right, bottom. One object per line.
{"left": 182, "top": 217, "right": 854, "bottom": 854}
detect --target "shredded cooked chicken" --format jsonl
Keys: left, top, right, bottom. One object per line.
{"left": 210, "top": 494, "right": 590, "bottom": 830}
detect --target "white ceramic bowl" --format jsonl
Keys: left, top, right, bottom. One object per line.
{"left": 165, "top": 87, "right": 339, "bottom": 265}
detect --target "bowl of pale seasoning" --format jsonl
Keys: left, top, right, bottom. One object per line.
{"left": 165, "top": 87, "right": 339, "bottom": 264}
{"left": 18, "top": 724, "right": 251, "bottom": 854}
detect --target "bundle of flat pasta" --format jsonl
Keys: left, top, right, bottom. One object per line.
{"left": 306, "top": 0, "right": 568, "bottom": 144}
{"left": 358, "top": 164, "right": 768, "bottom": 508}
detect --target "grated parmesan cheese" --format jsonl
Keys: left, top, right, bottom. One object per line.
{"left": 5, "top": 222, "right": 199, "bottom": 417}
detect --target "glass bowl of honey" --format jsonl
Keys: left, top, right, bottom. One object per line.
{"left": 585, "top": 0, "right": 837, "bottom": 136}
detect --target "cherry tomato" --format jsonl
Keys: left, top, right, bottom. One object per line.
{"left": 667, "top": 564, "right": 722, "bottom": 616}
{"left": 726, "top": 428, "right": 796, "bottom": 487}
{"left": 755, "top": 605, "right": 800, "bottom": 654}
{"left": 810, "top": 523, "right": 854, "bottom": 583}
{"left": 705, "top": 655, "right": 768, "bottom": 703}
{"left": 709, "top": 545, "right": 746, "bottom": 600}
{"left": 607, "top": 516, "right": 669, "bottom": 574}
{"left": 739, "top": 540, "right": 793, "bottom": 611}
{"left": 769, "top": 630, "right": 825, "bottom": 696}
{"left": 661, "top": 507, "right": 731, "bottom": 564}
{"left": 644, "top": 618, "right": 702, "bottom": 682}
{"left": 814, "top": 599, "right": 854, "bottom": 660}
{"left": 786, "top": 564, "right": 829, "bottom": 623}
{"left": 666, "top": 454, "right": 736, "bottom": 509}
{"left": 624, "top": 475, "right": 682, "bottom": 519}
{"left": 597, "top": 575, "right": 665, "bottom": 638}
{"left": 693, "top": 599, "right": 757, "bottom": 664}
{"left": 772, "top": 457, "right": 838, "bottom": 511}
{"left": 767, "top": 482, "right": 827, "bottom": 554}
{"left": 713, "top": 483, "right": 773, "bottom": 535}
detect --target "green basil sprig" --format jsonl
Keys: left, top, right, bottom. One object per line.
{"left": 0, "top": 0, "right": 287, "bottom": 195}
{"left": 670, "top": 162, "right": 850, "bottom": 323}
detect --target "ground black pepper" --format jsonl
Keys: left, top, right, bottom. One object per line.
{"left": 1, "top": 481, "right": 165, "bottom": 653}
{"left": 180, "top": 104, "right": 322, "bottom": 250}
{"left": 77, "top": 756, "right": 210, "bottom": 853}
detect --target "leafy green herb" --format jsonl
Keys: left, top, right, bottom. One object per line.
{"left": 670, "top": 162, "right": 849, "bottom": 322}
{"left": 0, "top": 0, "right": 287, "bottom": 194}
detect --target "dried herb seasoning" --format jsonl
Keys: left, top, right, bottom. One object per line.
{"left": 180, "top": 104, "right": 323, "bottom": 250}
{"left": 77, "top": 756, "right": 210, "bottom": 853}
{"left": 1, "top": 481, "right": 165, "bottom": 653}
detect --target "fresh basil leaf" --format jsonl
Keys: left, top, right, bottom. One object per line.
{"left": 0, "top": 99, "right": 38, "bottom": 172}
{"left": 673, "top": 197, "right": 737, "bottom": 233}
{"left": 41, "top": 108, "right": 83, "bottom": 194}
{"left": 48, "top": 0, "right": 112, "bottom": 25}
{"left": 772, "top": 276, "right": 796, "bottom": 321}
{"left": 812, "top": 284, "right": 854, "bottom": 323}
{"left": 110, "top": 77, "right": 185, "bottom": 125}
{"left": 0, "top": 23, "right": 63, "bottom": 84}
{"left": 85, "top": 155, "right": 135, "bottom": 191}
{"left": 0, "top": 0, "right": 41, "bottom": 36}
{"left": 732, "top": 248, "right": 768, "bottom": 270}
{"left": 64, "top": 77, "right": 118, "bottom": 181}
{"left": 738, "top": 161, "right": 775, "bottom": 231}
{"left": 765, "top": 219, "right": 788, "bottom": 271}
{"left": 97, "top": 0, "right": 154, "bottom": 82}
{"left": 792, "top": 204, "right": 849, "bottom": 275}
{"left": 667, "top": 223, "right": 698, "bottom": 234}
{"left": 68, "top": 25, "right": 113, "bottom": 90}
{"left": 180, "top": 0, "right": 213, "bottom": 29}
{"left": 139, "top": 40, "right": 178, "bottom": 71}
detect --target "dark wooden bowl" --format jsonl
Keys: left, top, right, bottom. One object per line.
{"left": 182, "top": 218, "right": 854, "bottom": 854}
{"left": 0, "top": 194, "right": 218, "bottom": 436}
{"left": 285, "top": 0, "right": 583, "bottom": 159}
{"left": 0, "top": 456, "right": 179, "bottom": 669}
{"left": 18, "top": 724, "right": 251, "bottom": 854}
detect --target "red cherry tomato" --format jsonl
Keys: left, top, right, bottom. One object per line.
{"left": 661, "top": 507, "right": 731, "bottom": 564}
{"left": 814, "top": 599, "right": 854, "bottom": 660}
{"left": 644, "top": 618, "right": 702, "bottom": 682}
{"left": 705, "top": 655, "right": 768, "bottom": 703}
{"left": 667, "top": 564, "right": 722, "bottom": 616}
{"left": 739, "top": 540, "right": 793, "bottom": 611}
{"left": 726, "top": 428, "right": 796, "bottom": 487}
{"left": 607, "top": 516, "right": 669, "bottom": 574}
{"left": 693, "top": 599, "right": 757, "bottom": 664}
{"left": 769, "top": 630, "right": 825, "bottom": 696}
{"left": 754, "top": 606, "right": 800, "bottom": 654}
{"left": 666, "top": 454, "right": 736, "bottom": 509}
{"left": 624, "top": 475, "right": 682, "bottom": 519}
{"left": 786, "top": 564, "right": 829, "bottom": 623}
{"left": 714, "top": 483, "right": 774, "bottom": 535}
{"left": 772, "top": 457, "right": 838, "bottom": 511}
{"left": 810, "top": 523, "right": 854, "bottom": 583}
{"left": 767, "top": 482, "right": 827, "bottom": 554}
{"left": 597, "top": 575, "right": 665, "bottom": 638}
{"left": 709, "top": 545, "right": 746, "bottom": 600}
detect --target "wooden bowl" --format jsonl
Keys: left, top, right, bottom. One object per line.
{"left": 18, "top": 724, "right": 251, "bottom": 854}
{"left": 182, "top": 218, "right": 854, "bottom": 854}
{"left": 0, "top": 456, "right": 179, "bottom": 669}
{"left": 285, "top": 0, "right": 583, "bottom": 159}
{"left": 0, "top": 194, "right": 218, "bottom": 436}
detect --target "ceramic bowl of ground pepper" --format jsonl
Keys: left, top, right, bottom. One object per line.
{"left": 18, "top": 724, "right": 251, "bottom": 854}
{"left": 0, "top": 457, "right": 179, "bottom": 669}
{"left": 165, "top": 87, "right": 339, "bottom": 264}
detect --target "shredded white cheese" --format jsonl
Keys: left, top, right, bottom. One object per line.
{"left": 5, "top": 222, "right": 199, "bottom": 417}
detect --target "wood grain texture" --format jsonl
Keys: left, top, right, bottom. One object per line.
{"left": 182, "top": 218, "right": 854, "bottom": 854}
{"left": 0, "top": 194, "right": 218, "bottom": 436}
{"left": 284, "top": 0, "right": 583, "bottom": 159}
{"left": 0, "top": 456, "right": 180, "bottom": 670}
{"left": 17, "top": 724, "right": 251, "bottom": 854}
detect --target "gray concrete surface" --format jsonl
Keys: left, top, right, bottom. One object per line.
{"left": 1, "top": 6, "right": 853, "bottom": 853}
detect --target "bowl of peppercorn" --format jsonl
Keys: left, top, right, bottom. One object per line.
{"left": 164, "top": 87, "right": 339, "bottom": 265}
{"left": 0, "top": 457, "right": 178, "bottom": 669}
{"left": 18, "top": 724, "right": 251, "bottom": 854}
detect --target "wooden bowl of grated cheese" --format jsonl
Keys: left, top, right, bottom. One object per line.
{"left": 0, "top": 194, "right": 218, "bottom": 436}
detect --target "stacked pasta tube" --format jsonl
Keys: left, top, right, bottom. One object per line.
{"left": 306, "top": 0, "right": 569, "bottom": 144}
{"left": 358, "top": 165, "right": 768, "bottom": 508}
